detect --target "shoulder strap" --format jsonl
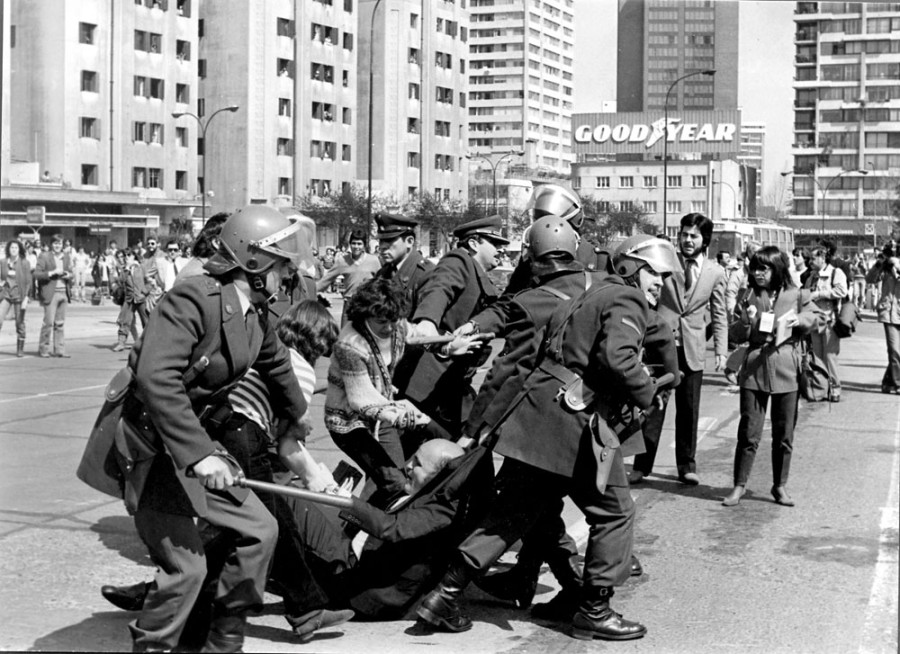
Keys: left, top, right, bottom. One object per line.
{"left": 545, "top": 276, "right": 611, "bottom": 361}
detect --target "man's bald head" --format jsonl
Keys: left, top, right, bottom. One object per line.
{"left": 404, "top": 439, "right": 464, "bottom": 495}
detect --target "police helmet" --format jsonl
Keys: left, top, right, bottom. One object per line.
{"left": 207, "top": 205, "right": 302, "bottom": 275}
{"left": 613, "top": 234, "right": 680, "bottom": 278}
{"left": 527, "top": 184, "right": 584, "bottom": 230}
{"left": 523, "top": 215, "right": 579, "bottom": 259}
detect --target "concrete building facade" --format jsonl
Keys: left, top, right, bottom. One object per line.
{"left": 617, "top": 0, "right": 739, "bottom": 113}
{"left": 467, "top": 0, "right": 575, "bottom": 176}
{"left": 790, "top": 1, "right": 900, "bottom": 247}
{"left": 357, "top": 0, "right": 469, "bottom": 204}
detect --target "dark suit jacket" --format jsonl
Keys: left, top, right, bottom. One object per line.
{"left": 334, "top": 447, "right": 494, "bottom": 619}
{"left": 82, "top": 274, "right": 307, "bottom": 517}
{"left": 377, "top": 250, "right": 434, "bottom": 317}
{"left": 34, "top": 251, "right": 73, "bottom": 304}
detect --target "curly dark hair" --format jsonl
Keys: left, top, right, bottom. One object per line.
{"left": 191, "top": 212, "right": 230, "bottom": 258}
{"left": 276, "top": 299, "right": 339, "bottom": 365}
{"left": 344, "top": 276, "right": 409, "bottom": 325}
{"left": 749, "top": 246, "right": 793, "bottom": 292}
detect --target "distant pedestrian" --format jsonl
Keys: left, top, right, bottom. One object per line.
{"left": 72, "top": 246, "right": 92, "bottom": 302}
{"left": 315, "top": 229, "right": 381, "bottom": 324}
{"left": 866, "top": 242, "right": 900, "bottom": 395}
{"left": 0, "top": 240, "right": 34, "bottom": 357}
{"left": 808, "top": 245, "right": 848, "bottom": 402}
{"left": 34, "top": 234, "right": 74, "bottom": 358}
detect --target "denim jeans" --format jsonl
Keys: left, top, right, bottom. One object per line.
{"left": 39, "top": 289, "right": 68, "bottom": 355}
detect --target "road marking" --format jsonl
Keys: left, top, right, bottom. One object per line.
{"left": 0, "top": 383, "right": 106, "bottom": 405}
{"left": 859, "top": 402, "right": 900, "bottom": 654}
{"left": 670, "top": 416, "right": 718, "bottom": 448}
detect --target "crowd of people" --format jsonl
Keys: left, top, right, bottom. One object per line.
{"left": 0, "top": 184, "right": 895, "bottom": 652}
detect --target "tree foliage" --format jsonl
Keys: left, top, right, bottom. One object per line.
{"left": 403, "top": 193, "right": 475, "bottom": 253}
{"left": 579, "top": 197, "right": 657, "bottom": 246}
{"left": 295, "top": 184, "right": 399, "bottom": 245}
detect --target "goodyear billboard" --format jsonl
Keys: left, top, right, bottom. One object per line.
{"left": 573, "top": 109, "right": 742, "bottom": 158}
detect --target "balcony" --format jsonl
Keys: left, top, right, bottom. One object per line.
{"left": 795, "top": 2, "right": 819, "bottom": 15}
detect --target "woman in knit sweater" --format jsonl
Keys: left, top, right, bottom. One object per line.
{"left": 326, "top": 276, "right": 474, "bottom": 494}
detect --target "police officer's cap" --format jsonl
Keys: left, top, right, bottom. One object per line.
{"left": 375, "top": 212, "right": 419, "bottom": 240}
{"left": 453, "top": 215, "right": 510, "bottom": 245}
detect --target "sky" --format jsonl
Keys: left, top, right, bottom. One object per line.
{"left": 573, "top": 0, "right": 796, "bottom": 206}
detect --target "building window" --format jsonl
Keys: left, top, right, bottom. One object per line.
{"left": 407, "top": 152, "right": 421, "bottom": 168}
{"left": 342, "top": 108, "right": 351, "bottom": 124}
{"left": 343, "top": 32, "right": 354, "bottom": 50}
{"left": 149, "top": 168, "right": 162, "bottom": 189}
{"left": 643, "top": 175, "right": 657, "bottom": 188}
{"left": 176, "top": 170, "right": 187, "bottom": 190}
{"left": 344, "top": 0, "right": 352, "bottom": 11}
{"left": 408, "top": 187, "right": 418, "bottom": 198}
{"left": 198, "top": 59, "right": 206, "bottom": 78}
{"left": 277, "top": 138, "right": 293, "bottom": 156}
{"left": 436, "top": 86, "right": 453, "bottom": 104}
{"left": 666, "top": 200, "right": 682, "bottom": 213}
{"left": 310, "top": 62, "right": 332, "bottom": 82}
{"left": 79, "top": 22, "right": 96, "bottom": 44}
{"left": 691, "top": 200, "right": 707, "bottom": 213}
{"left": 176, "top": 127, "right": 187, "bottom": 147}
{"left": 597, "top": 176, "right": 610, "bottom": 188}
{"left": 278, "top": 178, "right": 291, "bottom": 196}
{"left": 133, "top": 122, "right": 147, "bottom": 142}
{"left": 666, "top": 175, "right": 682, "bottom": 188}
{"left": 619, "top": 176, "right": 634, "bottom": 188}
{"left": 279, "top": 59, "right": 295, "bottom": 78}
{"left": 176, "top": 0, "right": 191, "bottom": 17}
{"left": 132, "top": 167, "right": 147, "bottom": 187}
{"left": 410, "top": 13, "right": 418, "bottom": 28}
{"left": 278, "top": 98, "right": 291, "bottom": 116}
{"left": 149, "top": 123, "right": 164, "bottom": 144}
{"left": 80, "top": 117, "right": 99, "bottom": 139}
{"left": 408, "top": 48, "right": 420, "bottom": 65}
{"left": 644, "top": 201, "right": 658, "bottom": 213}
{"left": 149, "top": 78, "right": 164, "bottom": 99}
{"left": 81, "top": 70, "right": 98, "bottom": 92}
{"left": 342, "top": 70, "right": 350, "bottom": 87}
{"left": 342, "top": 144, "right": 351, "bottom": 162}
{"left": 692, "top": 175, "right": 707, "bottom": 188}
{"left": 409, "top": 83, "right": 420, "bottom": 100}
{"left": 176, "top": 40, "right": 190, "bottom": 60}
{"left": 276, "top": 17, "right": 295, "bottom": 37}
{"left": 176, "top": 83, "right": 190, "bottom": 104}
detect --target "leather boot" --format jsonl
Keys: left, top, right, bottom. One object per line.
{"left": 416, "top": 560, "right": 476, "bottom": 633}
{"left": 531, "top": 540, "right": 583, "bottom": 620}
{"left": 474, "top": 559, "right": 540, "bottom": 609}
{"left": 570, "top": 586, "right": 646, "bottom": 641}
{"left": 16, "top": 338, "right": 24, "bottom": 358}
{"left": 101, "top": 581, "right": 149, "bottom": 611}
{"left": 201, "top": 610, "right": 246, "bottom": 653}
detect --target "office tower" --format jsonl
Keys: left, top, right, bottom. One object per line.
{"left": 199, "top": 0, "right": 358, "bottom": 211}
{"left": 617, "top": 0, "right": 739, "bottom": 112}
{"left": 358, "top": 0, "right": 469, "bottom": 203}
{"left": 739, "top": 121, "right": 765, "bottom": 207}
{"left": 792, "top": 1, "right": 900, "bottom": 247}
{"left": 467, "top": 0, "right": 575, "bottom": 175}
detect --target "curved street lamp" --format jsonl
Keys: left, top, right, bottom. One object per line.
{"left": 820, "top": 167, "right": 868, "bottom": 238}
{"left": 172, "top": 104, "right": 239, "bottom": 221}
{"left": 465, "top": 150, "right": 525, "bottom": 216}
{"left": 662, "top": 69, "right": 715, "bottom": 237}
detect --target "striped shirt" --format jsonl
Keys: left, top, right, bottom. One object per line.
{"left": 229, "top": 349, "right": 315, "bottom": 437}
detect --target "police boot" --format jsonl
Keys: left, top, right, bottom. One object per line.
{"left": 101, "top": 581, "right": 149, "bottom": 611}
{"left": 570, "top": 586, "right": 646, "bottom": 641}
{"left": 474, "top": 556, "right": 540, "bottom": 609}
{"left": 416, "top": 560, "right": 476, "bottom": 633}
{"left": 531, "top": 546, "right": 582, "bottom": 621}
{"left": 16, "top": 338, "right": 24, "bottom": 358}
{"left": 201, "top": 609, "right": 247, "bottom": 653}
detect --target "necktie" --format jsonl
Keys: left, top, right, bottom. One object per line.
{"left": 685, "top": 259, "right": 695, "bottom": 292}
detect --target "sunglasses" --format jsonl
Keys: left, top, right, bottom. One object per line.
{"left": 167, "top": 248, "right": 180, "bottom": 252}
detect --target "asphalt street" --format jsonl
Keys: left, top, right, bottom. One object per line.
{"left": 0, "top": 296, "right": 897, "bottom": 653}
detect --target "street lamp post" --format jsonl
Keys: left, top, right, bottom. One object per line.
{"left": 366, "top": 0, "right": 384, "bottom": 248}
{"left": 713, "top": 180, "right": 738, "bottom": 219}
{"left": 465, "top": 150, "right": 525, "bottom": 215}
{"left": 819, "top": 167, "right": 868, "bottom": 239}
{"left": 172, "top": 105, "right": 239, "bottom": 221}
{"left": 662, "top": 69, "right": 716, "bottom": 237}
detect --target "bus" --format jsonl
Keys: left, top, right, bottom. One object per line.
{"left": 709, "top": 220, "right": 795, "bottom": 258}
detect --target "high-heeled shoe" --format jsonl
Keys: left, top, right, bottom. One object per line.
{"left": 722, "top": 486, "right": 745, "bottom": 507}
{"left": 771, "top": 486, "right": 795, "bottom": 507}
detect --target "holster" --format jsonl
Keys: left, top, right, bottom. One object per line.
{"left": 588, "top": 412, "right": 620, "bottom": 493}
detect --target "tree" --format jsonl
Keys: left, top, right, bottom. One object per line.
{"left": 579, "top": 197, "right": 656, "bottom": 247}
{"left": 404, "top": 193, "right": 471, "bottom": 255}
{"left": 296, "top": 184, "right": 399, "bottom": 245}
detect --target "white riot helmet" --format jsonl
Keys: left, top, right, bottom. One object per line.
{"left": 527, "top": 184, "right": 584, "bottom": 230}
{"left": 613, "top": 235, "right": 680, "bottom": 278}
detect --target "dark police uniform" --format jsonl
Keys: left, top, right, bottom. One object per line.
{"left": 79, "top": 272, "right": 308, "bottom": 650}
{"left": 374, "top": 212, "right": 434, "bottom": 314}
{"left": 455, "top": 275, "right": 661, "bottom": 592}
{"left": 393, "top": 216, "right": 506, "bottom": 434}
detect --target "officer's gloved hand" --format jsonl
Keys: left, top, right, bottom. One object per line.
{"left": 191, "top": 454, "right": 235, "bottom": 490}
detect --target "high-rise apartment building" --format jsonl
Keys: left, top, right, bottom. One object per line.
{"left": 617, "top": 0, "right": 739, "bottom": 112}
{"left": 739, "top": 121, "right": 765, "bottom": 207}
{"left": 791, "top": 1, "right": 900, "bottom": 246}
{"left": 3, "top": 0, "right": 199, "bottom": 246}
{"left": 467, "top": 0, "right": 575, "bottom": 175}
{"left": 358, "top": 0, "right": 469, "bottom": 204}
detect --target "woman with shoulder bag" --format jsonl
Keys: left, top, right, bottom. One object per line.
{"left": 808, "top": 245, "right": 849, "bottom": 402}
{"left": 0, "top": 240, "right": 34, "bottom": 357}
{"left": 723, "top": 247, "right": 820, "bottom": 508}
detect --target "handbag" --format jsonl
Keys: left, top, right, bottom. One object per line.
{"left": 834, "top": 299, "right": 859, "bottom": 338}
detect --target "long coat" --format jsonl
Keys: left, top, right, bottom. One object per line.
{"left": 731, "top": 287, "right": 820, "bottom": 394}
{"left": 377, "top": 249, "right": 434, "bottom": 317}
{"left": 79, "top": 274, "right": 307, "bottom": 517}
{"left": 656, "top": 253, "right": 728, "bottom": 371}
{"left": 491, "top": 276, "right": 659, "bottom": 486}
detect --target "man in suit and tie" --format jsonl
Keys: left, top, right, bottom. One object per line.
{"left": 631, "top": 213, "right": 727, "bottom": 486}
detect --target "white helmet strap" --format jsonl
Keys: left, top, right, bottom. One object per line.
{"left": 251, "top": 221, "right": 301, "bottom": 262}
